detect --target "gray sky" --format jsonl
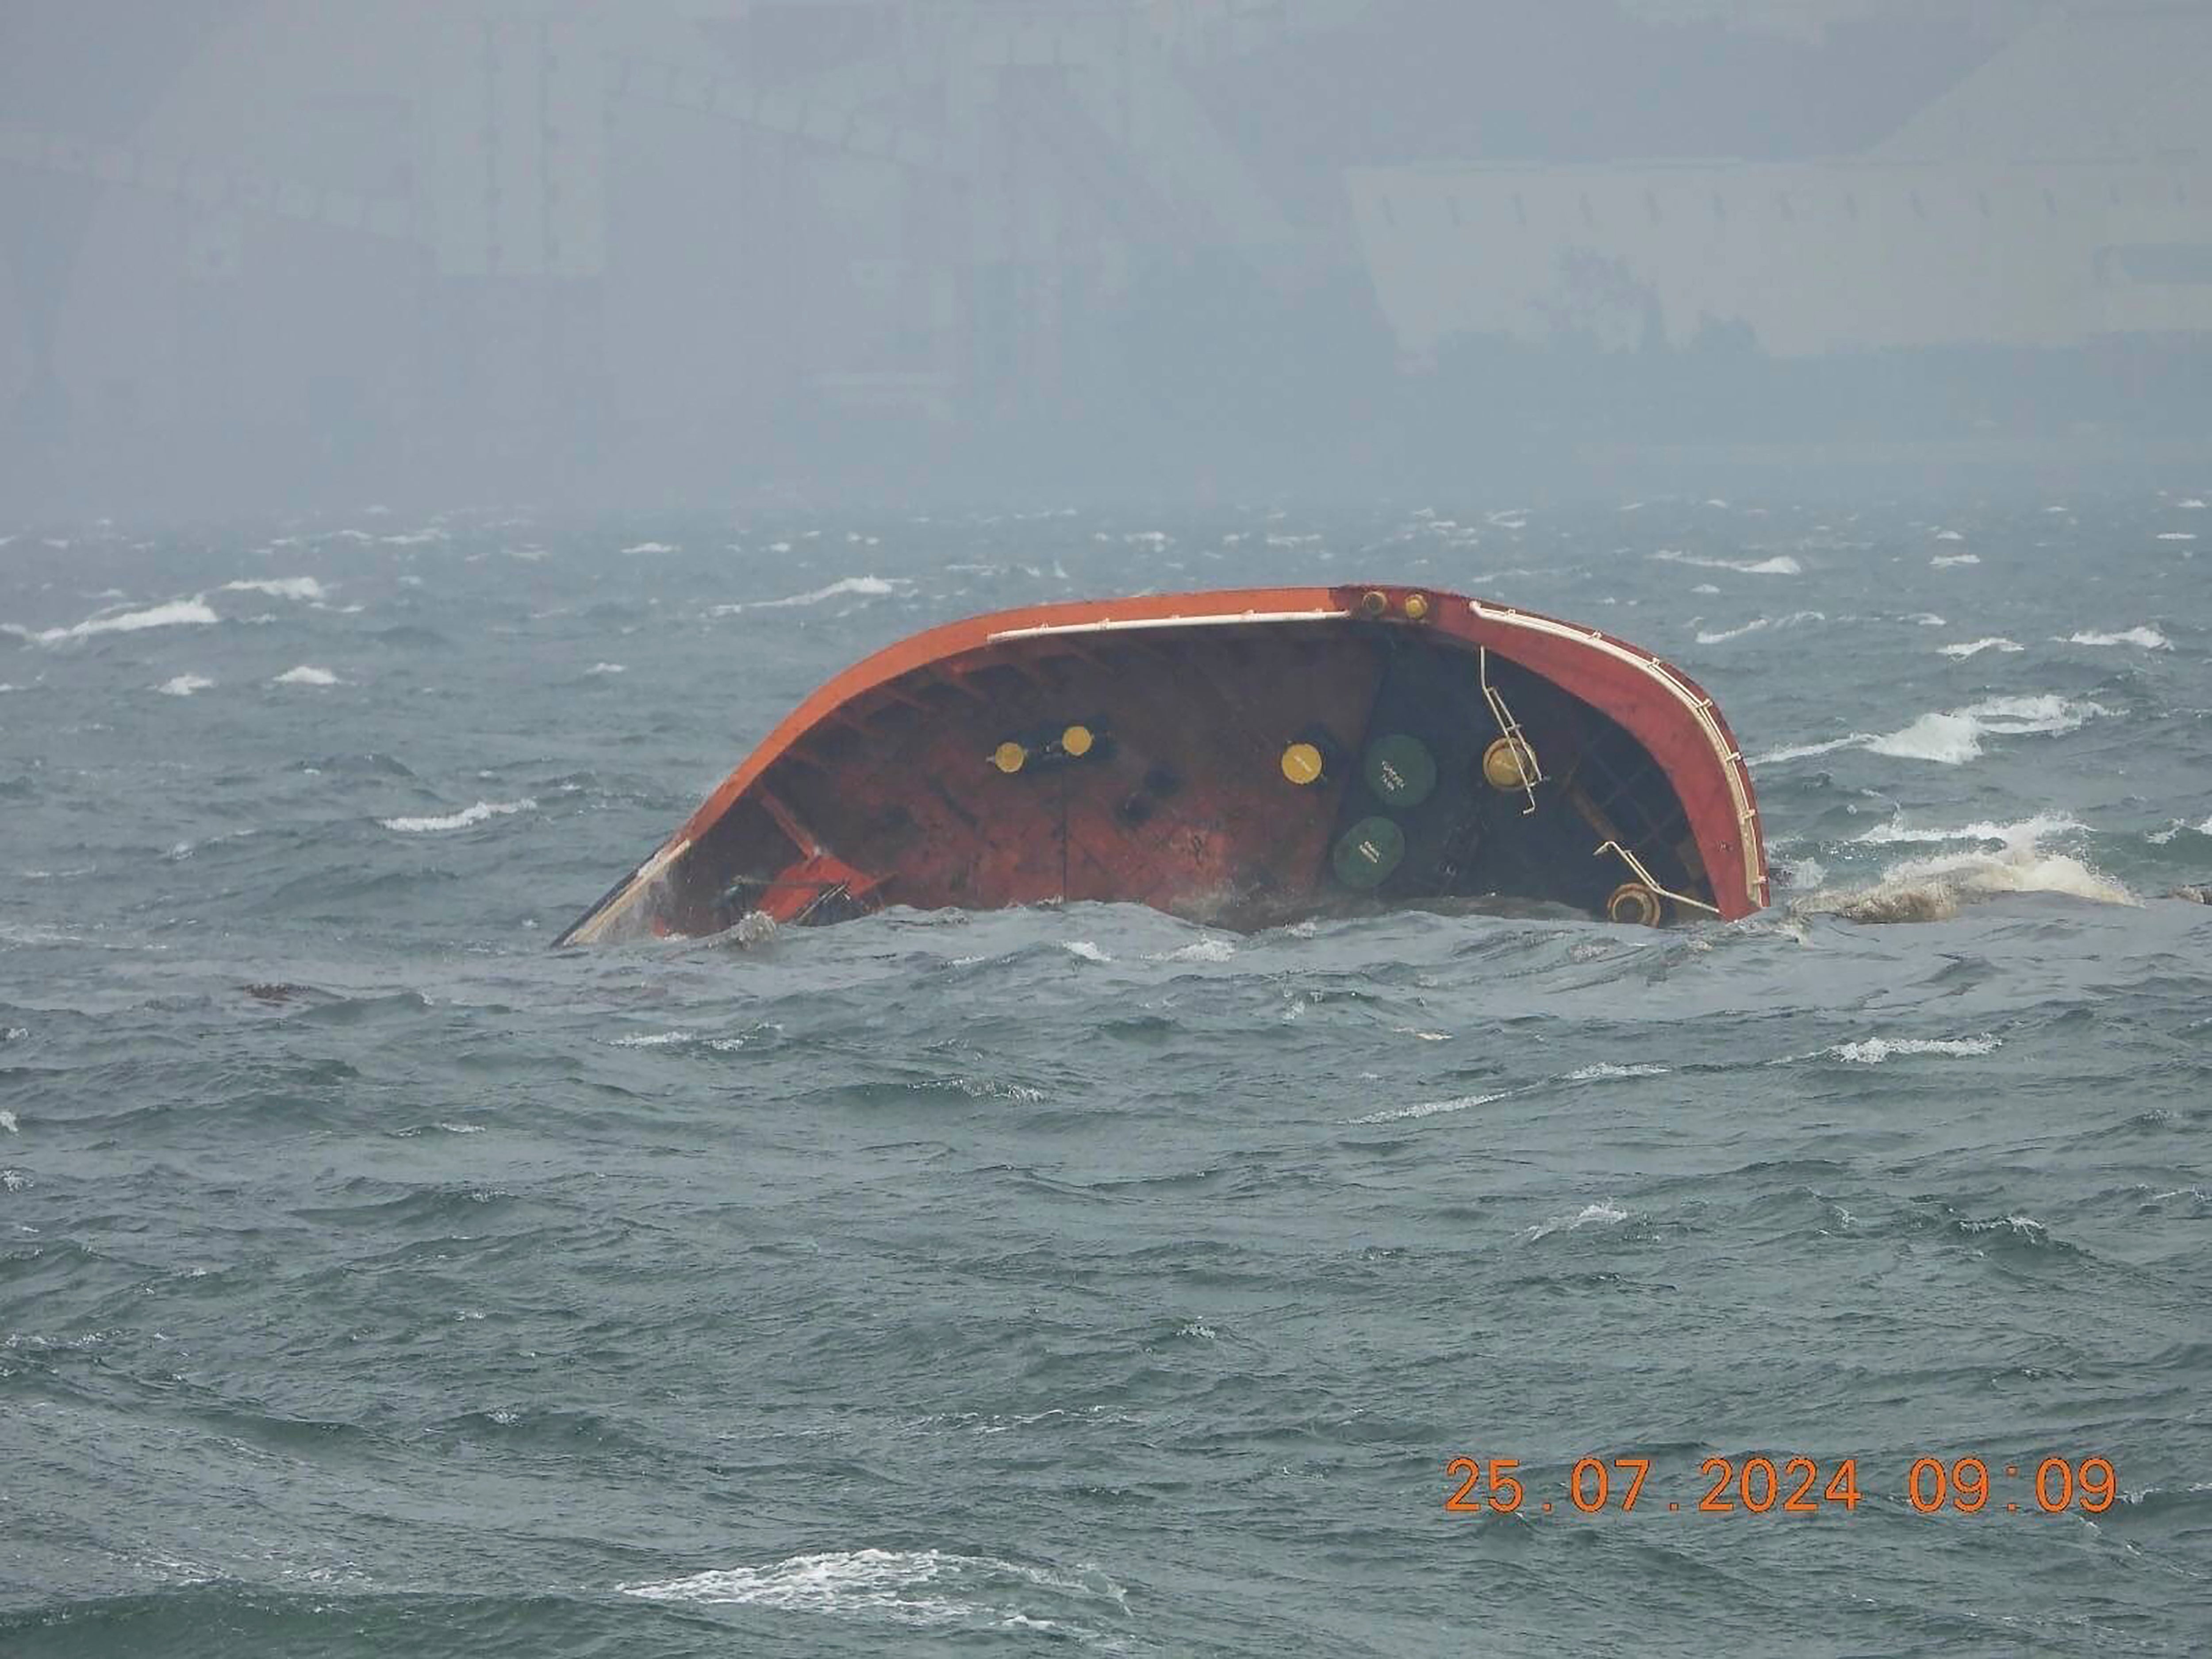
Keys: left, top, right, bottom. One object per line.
{"left": 1, "top": 1, "right": 2205, "bottom": 512}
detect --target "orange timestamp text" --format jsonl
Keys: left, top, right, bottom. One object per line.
{"left": 1444, "top": 1455, "right": 2119, "bottom": 1516}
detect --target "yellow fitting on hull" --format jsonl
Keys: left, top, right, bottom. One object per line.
{"left": 1608, "top": 883, "right": 1665, "bottom": 926}
{"left": 1482, "top": 735, "right": 1535, "bottom": 791}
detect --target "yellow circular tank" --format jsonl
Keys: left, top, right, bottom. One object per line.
{"left": 1280, "top": 741, "right": 1324, "bottom": 785}
{"left": 1607, "top": 883, "right": 1664, "bottom": 926}
{"left": 1061, "top": 724, "right": 1094, "bottom": 757}
{"left": 991, "top": 741, "right": 1028, "bottom": 774}
{"left": 1482, "top": 736, "right": 1533, "bottom": 791}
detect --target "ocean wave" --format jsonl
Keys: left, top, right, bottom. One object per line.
{"left": 157, "top": 673, "right": 215, "bottom": 697}
{"left": 1762, "top": 694, "right": 2105, "bottom": 768}
{"left": 7, "top": 597, "right": 219, "bottom": 644}
{"left": 1795, "top": 833, "right": 2134, "bottom": 923}
{"left": 1352, "top": 1091, "right": 1506, "bottom": 1124}
{"left": 221, "top": 577, "right": 327, "bottom": 601}
{"left": 710, "top": 576, "right": 907, "bottom": 615}
{"left": 1930, "top": 553, "right": 1980, "bottom": 567}
{"left": 1520, "top": 1199, "right": 1629, "bottom": 1242}
{"left": 2062, "top": 627, "right": 2169, "bottom": 649}
{"left": 1938, "top": 637, "right": 2022, "bottom": 658}
{"left": 379, "top": 798, "right": 536, "bottom": 833}
{"left": 606, "top": 1029, "right": 693, "bottom": 1048}
{"left": 1829, "top": 1035, "right": 1999, "bottom": 1063}
{"left": 1652, "top": 550, "right": 1802, "bottom": 575}
{"left": 620, "top": 541, "right": 679, "bottom": 554}
{"left": 1563, "top": 1062, "right": 1670, "bottom": 1081}
{"left": 1851, "top": 812, "right": 2084, "bottom": 846}
{"left": 1149, "top": 937, "right": 1235, "bottom": 963}
{"left": 1694, "top": 610, "right": 1825, "bottom": 645}
{"left": 621, "top": 1547, "right": 1125, "bottom": 1636}
{"left": 274, "top": 665, "right": 339, "bottom": 686}
{"left": 1870, "top": 695, "right": 2103, "bottom": 763}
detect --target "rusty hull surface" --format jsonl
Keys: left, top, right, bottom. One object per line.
{"left": 556, "top": 584, "right": 1768, "bottom": 944}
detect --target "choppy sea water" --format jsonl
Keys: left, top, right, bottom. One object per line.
{"left": 2, "top": 495, "right": 2209, "bottom": 1657}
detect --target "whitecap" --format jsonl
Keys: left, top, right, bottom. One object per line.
{"left": 2062, "top": 627, "right": 2169, "bottom": 650}
{"left": 157, "top": 674, "right": 215, "bottom": 697}
{"left": 1520, "top": 1200, "right": 1628, "bottom": 1242}
{"left": 1831, "top": 1035, "right": 1999, "bottom": 1063}
{"left": 1563, "top": 1062, "right": 1670, "bottom": 1081}
{"left": 1352, "top": 1091, "right": 1506, "bottom": 1124}
{"left": 1062, "top": 940, "right": 1110, "bottom": 963}
{"left": 221, "top": 577, "right": 327, "bottom": 601}
{"left": 586, "top": 662, "right": 626, "bottom": 675}
{"left": 273, "top": 665, "right": 339, "bottom": 686}
{"left": 0, "top": 1110, "right": 16, "bottom": 1133}
{"left": 1959, "top": 1213, "right": 2046, "bottom": 1237}
{"left": 1651, "top": 550, "right": 1801, "bottom": 575}
{"left": 621, "top": 1547, "right": 1119, "bottom": 1633}
{"left": 1150, "top": 937, "right": 1234, "bottom": 963}
{"left": 1753, "top": 733, "right": 1870, "bottom": 764}
{"left": 2156, "top": 532, "right": 2197, "bottom": 541}
{"left": 9, "top": 597, "right": 219, "bottom": 645}
{"left": 1930, "top": 553, "right": 1980, "bottom": 567}
{"left": 380, "top": 798, "right": 536, "bottom": 833}
{"left": 1934, "top": 529, "right": 1964, "bottom": 541}
{"left": 1938, "top": 637, "right": 2022, "bottom": 658}
{"left": 1852, "top": 812, "right": 2083, "bottom": 846}
{"left": 1798, "top": 835, "right": 2135, "bottom": 922}
{"left": 621, "top": 541, "right": 678, "bottom": 555}
{"left": 1694, "top": 610, "right": 1824, "bottom": 645}
{"left": 711, "top": 576, "right": 905, "bottom": 615}
{"left": 1863, "top": 694, "right": 2105, "bottom": 765}
{"left": 1775, "top": 853, "right": 1827, "bottom": 888}
{"left": 607, "top": 1031, "right": 693, "bottom": 1048}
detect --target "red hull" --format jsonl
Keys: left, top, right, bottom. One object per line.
{"left": 558, "top": 584, "right": 1767, "bottom": 942}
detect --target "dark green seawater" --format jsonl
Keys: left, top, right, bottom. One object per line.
{"left": 3, "top": 497, "right": 2208, "bottom": 1656}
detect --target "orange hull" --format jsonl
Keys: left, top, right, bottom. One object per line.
{"left": 557, "top": 584, "right": 1767, "bottom": 943}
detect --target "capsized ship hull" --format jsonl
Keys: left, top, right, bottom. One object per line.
{"left": 557, "top": 584, "right": 1767, "bottom": 943}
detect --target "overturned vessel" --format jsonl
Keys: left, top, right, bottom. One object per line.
{"left": 557, "top": 584, "right": 1767, "bottom": 944}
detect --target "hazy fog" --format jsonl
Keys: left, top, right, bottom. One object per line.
{"left": 2, "top": 0, "right": 2206, "bottom": 513}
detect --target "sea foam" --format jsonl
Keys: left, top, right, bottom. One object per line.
{"left": 221, "top": 577, "right": 327, "bottom": 601}
{"left": 711, "top": 576, "right": 905, "bottom": 615}
{"left": 380, "top": 798, "right": 536, "bottom": 833}
{"left": 8, "top": 598, "right": 219, "bottom": 644}
{"left": 1795, "top": 824, "right": 2134, "bottom": 923}
{"left": 1695, "top": 610, "right": 1824, "bottom": 645}
{"left": 2063, "top": 627, "right": 2169, "bottom": 649}
{"left": 1652, "top": 550, "right": 1802, "bottom": 575}
{"left": 622, "top": 1547, "right": 1121, "bottom": 1633}
{"left": 1830, "top": 1035, "right": 1999, "bottom": 1063}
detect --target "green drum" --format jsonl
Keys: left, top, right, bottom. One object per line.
{"left": 1332, "top": 815, "right": 1406, "bottom": 889}
{"left": 1362, "top": 733, "right": 1436, "bottom": 808}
